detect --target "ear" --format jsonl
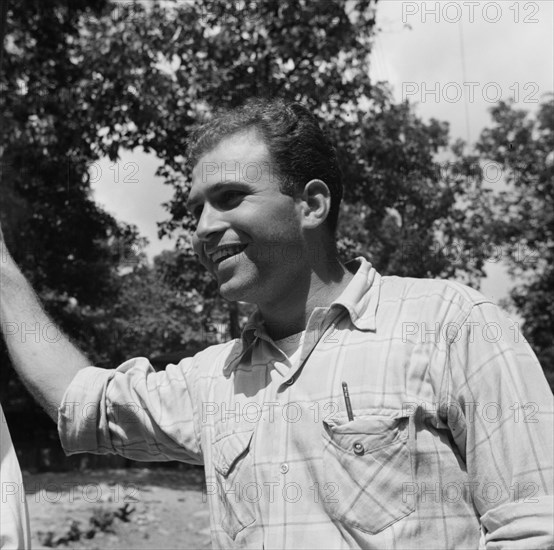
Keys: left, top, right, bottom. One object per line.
{"left": 299, "top": 179, "right": 331, "bottom": 230}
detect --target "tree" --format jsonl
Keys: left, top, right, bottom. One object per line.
{"left": 3, "top": 0, "right": 550, "bottom": 467}
{"left": 66, "top": 0, "right": 492, "bottom": 311}
{"left": 0, "top": 0, "right": 145, "bottom": 339}
{"left": 103, "top": 249, "right": 243, "bottom": 366}
{"left": 475, "top": 96, "right": 554, "bottom": 388}
{"left": 0, "top": 0, "right": 150, "bottom": 463}
{"left": 3, "top": 0, "right": 540, "bottom": 367}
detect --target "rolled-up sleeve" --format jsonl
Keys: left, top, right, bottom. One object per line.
{"left": 58, "top": 357, "right": 203, "bottom": 464}
{"left": 447, "top": 301, "right": 554, "bottom": 548}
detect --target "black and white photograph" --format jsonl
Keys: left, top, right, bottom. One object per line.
{"left": 0, "top": 0, "right": 553, "bottom": 548}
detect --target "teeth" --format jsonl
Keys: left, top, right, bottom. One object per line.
{"left": 211, "top": 245, "right": 245, "bottom": 264}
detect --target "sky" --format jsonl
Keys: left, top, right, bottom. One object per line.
{"left": 91, "top": 0, "right": 554, "bottom": 305}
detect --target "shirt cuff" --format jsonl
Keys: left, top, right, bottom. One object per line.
{"left": 481, "top": 496, "right": 554, "bottom": 549}
{"left": 57, "top": 366, "right": 116, "bottom": 456}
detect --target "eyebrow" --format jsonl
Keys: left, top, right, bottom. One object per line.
{"left": 186, "top": 181, "right": 251, "bottom": 211}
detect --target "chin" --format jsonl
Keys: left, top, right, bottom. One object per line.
{"left": 218, "top": 278, "right": 256, "bottom": 304}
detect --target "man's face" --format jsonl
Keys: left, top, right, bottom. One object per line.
{"left": 188, "top": 129, "right": 306, "bottom": 304}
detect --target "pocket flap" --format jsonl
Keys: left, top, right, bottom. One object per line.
{"left": 323, "top": 414, "right": 409, "bottom": 452}
{"left": 214, "top": 429, "right": 254, "bottom": 477}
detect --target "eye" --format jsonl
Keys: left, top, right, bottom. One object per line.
{"left": 220, "top": 190, "right": 244, "bottom": 206}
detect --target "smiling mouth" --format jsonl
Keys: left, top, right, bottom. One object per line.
{"left": 210, "top": 244, "right": 248, "bottom": 265}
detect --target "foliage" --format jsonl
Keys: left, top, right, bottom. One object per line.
{"left": 2, "top": 0, "right": 550, "bottom": 393}
{"left": 0, "top": 0, "right": 150, "bottom": 418}
{"left": 0, "top": 0, "right": 144, "bottom": 338}
{"left": 101, "top": 250, "right": 234, "bottom": 365}
{"left": 475, "top": 96, "right": 554, "bottom": 386}
{"left": 59, "top": 0, "right": 494, "bottom": 303}
{"left": 334, "top": 103, "right": 490, "bottom": 286}
{"left": 68, "top": 0, "right": 551, "bottom": 385}
{"left": 36, "top": 503, "right": 134, "bottom": 547}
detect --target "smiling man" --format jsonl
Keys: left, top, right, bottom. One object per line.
{"left": 1, "top": 98, "right": 553, "bottom": 549}
{"left": 187, "top": 121, "right": 352, "bottom": 337}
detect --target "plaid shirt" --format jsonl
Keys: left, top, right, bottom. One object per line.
{"left": 59, "top": 258, "right": 554, "bottom": 549}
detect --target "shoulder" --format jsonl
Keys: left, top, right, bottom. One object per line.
{"left": 190, "top": 339, "right": 242, "bottom": 364}
{"left": 170, "top": 338, "right": 244, "bottom": 377}
{"left": 380, "top": 275, "right": 491, "bottom": 304}
{"left": 378, "top": 275, "right": 494, "bottom": 325}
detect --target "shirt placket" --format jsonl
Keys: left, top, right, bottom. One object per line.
{"left": 247, "top": 333, "right": 291, "bottom": 547}
{"left": 242, "top": 308, "right": 348, "bottom": 547}
{"left": 265, "top": 308, "right": 345, "bottom": 548}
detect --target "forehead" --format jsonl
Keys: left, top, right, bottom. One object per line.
{"left": 191, "top": 128, "right": 271, "bottom": 186}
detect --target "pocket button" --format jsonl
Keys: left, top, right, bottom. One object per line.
{"left": 280, "top": 463, "right": 289, "bottom": 474}
{"left": 353, "top": 441, "right": 365, "bottom": 456}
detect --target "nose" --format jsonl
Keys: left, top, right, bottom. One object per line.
{"left": 194, "top": 203, "right": 228, "bottom": 244}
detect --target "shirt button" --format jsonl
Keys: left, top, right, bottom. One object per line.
{"left": 286, "top": 377, "right": 294, "bottom": 386}
{"left": 353, "top": 441, "right": 365, "bottom": 456}
{"left": 280, "top": 463, "right": 289, "bottom": 474}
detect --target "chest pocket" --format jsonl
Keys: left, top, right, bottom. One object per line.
{"left": 213, "top": 428, "right": 256, "bottom": 540}
{"left": 322, "top": 412, "right": 415, "bottom": 534}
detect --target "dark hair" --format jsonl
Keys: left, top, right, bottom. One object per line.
{"left": 187, "top": 98, "right": 343, "bottom": 234}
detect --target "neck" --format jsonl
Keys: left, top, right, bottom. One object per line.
{"left": 258, "top": 254, "right": 354, "bottom": 340}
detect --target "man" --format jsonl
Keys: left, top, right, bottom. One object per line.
{"left": 1, "top": 98, "right": 552, "bottom": 549}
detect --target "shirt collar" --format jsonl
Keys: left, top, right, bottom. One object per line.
{"left": 222, "top": 311, "right": 278, "bottom": 376}
{"left": 331, "top": 256, "right": 380, "bottom": 331}
{"left": 223, "top": 257, "right": 381, "bottom": 376}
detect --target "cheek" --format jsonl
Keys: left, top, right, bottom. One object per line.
{"left": 250, "top": 204, "right": 301, "bottom": 238}
{"left": 244, "top": 225, "right": 304, "bottom": 269}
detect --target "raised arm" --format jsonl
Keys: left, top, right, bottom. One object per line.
{"left": 0, "top": 224, "right": 90, "bottom": 421}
